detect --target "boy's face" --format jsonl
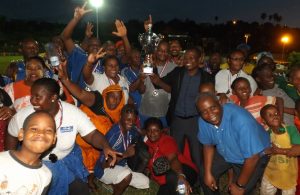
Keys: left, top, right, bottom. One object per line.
{"left": 256, "top": 67, "right": 275, "bottom": 89}
{"left": 262, "top": 106, "right": 281, "bottom": 129}
{"left": 105, "top": 91, "right": 122, "bottom": 110}
{"left": 19, "top": 113, "right": 56, "bottom": 154}
{"left": 232, "top": 80, "right": 251, "bottom": 102}
{"left": 290, "top": 70, "right": 300, "bottom": 92}
{"left": 120, "top": 113, "right": 136, "bottom": 132}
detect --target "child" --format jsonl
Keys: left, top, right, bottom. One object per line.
{"left": 230, "top": 77, "right": 283, "bottom": 125}
{"left": 260, "top": 104, "right": 300, "bottom": 195}
{"left": 281, "top": 66, "right": 300, "bottom": 102}
{"left": 0, "top": 111, "right": 56, "bottom": 195}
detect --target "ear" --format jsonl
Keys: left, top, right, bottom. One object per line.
{"left": 18, "top": 128, "right": 25, "bottom": 142}
{"left": 52, "top": 133, "right": 57, "bottom": 145}
{"left": 51, "top": 94, "right": 58, "bottom": 102}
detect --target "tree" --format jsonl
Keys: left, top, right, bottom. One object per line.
{"left": 214, "top": 16, "right": 219, "bottom": 23}
{"left": 260, "top": 13, "right": 267, "bottom": 23}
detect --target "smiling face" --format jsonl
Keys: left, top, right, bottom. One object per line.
{"left": 104, "top": 58, "right": 119, "bottom": 79}
{"left": 228, "top": 51, "right": 245, "bottom": 73}
{"left": 169, "top": 40, "right": 182, "bottom": 57}
{"left": 19, "top": 112, "right": 56, "bottom": 154}
{"left": 25, "top": 59, "right": 44, "bottom": 84}
{"left": 120, "top": 112, "right": 136, "bottom": 132}
{"left": 30, "top": 85, "right": 56, "bottom": 113}
{"left": 256, "top": 67, "right": 275, "bottom": 90}
{"left": 197, "top": 96, "right": 223, "bottom": 126}
{"left": 232, "top": 79, "right": 251, "bottom": 102}
{"left": 183, "top": 50, "right": 199, "bottom": 71}
{"left": 146, "top": 123, "right": 162, "bottom": 143}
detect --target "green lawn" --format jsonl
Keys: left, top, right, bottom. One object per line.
{"left": 0, "top": 55, "right": 23, "bottom": 74}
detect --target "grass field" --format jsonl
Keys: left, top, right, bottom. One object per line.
{"left": 0, "top": 55, "right": 23, "bottom": 74}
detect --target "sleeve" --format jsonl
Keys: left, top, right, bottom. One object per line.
{"left": 87, "top": 73, "right": 105, "bottom": 92}
{"left": 235, "top": 110, "right": 269, "bottom": 158}
{"left": 215, "top": 71, "right": 227, "bottom": 94}
{"left": 287, "top": 126, "right": 300, "bottom": 144}
{"left": 8, "top": 114, "right": 21, "bottom": 137}
{"left": 41, "top": 185, "right": 50, "bottom": 195}
{"left": 197, "top": 119, "right": 214, "bottom": 145}
{"left": 73, "top": 106, "right": 96, "bottom": 136}
{"left": 4, "top": 83, "right": 14, "bottom": 103}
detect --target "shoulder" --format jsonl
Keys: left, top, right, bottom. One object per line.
{"left": 215, "top": 69, "right": 228, "bottom": 77}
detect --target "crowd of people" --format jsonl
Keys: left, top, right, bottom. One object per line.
{"left": 1, "top": 3, "right": 300, "bottom": 195}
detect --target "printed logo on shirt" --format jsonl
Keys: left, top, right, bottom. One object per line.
{"left": 60, "top": 126, "right": 74, "bottom": 133}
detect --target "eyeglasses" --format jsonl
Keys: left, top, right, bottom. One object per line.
{"left": 230, "top": 57, "right": 244, "bottom": 62}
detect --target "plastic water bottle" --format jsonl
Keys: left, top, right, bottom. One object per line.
{"left": 45, "top": 43, "right": 60, "bottom": 67}
{"left": 177, "top": 180, "right": 186, "bottom": 195}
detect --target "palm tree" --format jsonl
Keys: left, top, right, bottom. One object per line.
{"left": 260, "top": 13, "right": 267, "bottom": 23}
{"left": 268, "top": 15, "right": 273, "bottom": 22}
{"left": 214, "top": 16, "right": 219, "bottom": 23}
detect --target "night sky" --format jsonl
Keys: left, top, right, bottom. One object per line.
{"left": 1, "top": 0, "right": 299, "bottom": 27}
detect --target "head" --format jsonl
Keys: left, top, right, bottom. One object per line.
{"left": 155, "top": 41, "right": 169, "bottom": 63}
{"left": 183, "top": 47, "right": 201, "bottom": 71}
{"left": 169, "top": 40, "right": 182, "bottom": 57}
{"left": 228, "top": 50, "right": 245, "bottom": 73}
{"left": 257, "top": 55, "right": 276, "bottom": 71}
{"left": 87, "top": 37, "right": 101, "bottom": 54}
{"left": 252, "top": 63, "right": 275, "bottom": 90}
{"left": 103, "top": 85, "right": 123, "bottom": 110}
{"left": 18, "top": 111, "right": 56, "bottom": 154}
{"left": 208, "top": 52, "right": 222, "bottom": 72}
{"left": 19, "top": 38, "right": 39, "bottom": 60}
{"left": 199, "top": 82, "right": 216, "bottom": 94}
{"left": 30, "top": 78, "right": 60, "bottom": 113}
{"left": 236, "top": 44, "right": 251, "bottom": 58}
{"left": 103, "top": 55, "right": 120, "bottom": 79}
{"left": 103, "top": 40, "right": 116, "bottom": 56}
{"left": 116, "top": 40, "right": 125, "bottom": 57}
{"left": 129, "top": 49, "right": 141, "bottom": 68}
{"left": 260, "top": 104, "right": 281, "bottom": 130}
{"left": 120, "top": 104, "right": 138, "bottom": 132}
{"left": 196, "top": 92, "right": 223, "bottom": 126}
{"left": 288, "top": 66, "right": 300, "bottom": 92}
{"left": 5, "top": 61, "right": 18, "bottom": 82}
{"left": 51, "top": 36, "right": 65, "bottom": 51}
{"left": 25, "top": 56, "right": 45, "bottom": 84}
{"left": 231, "top": 77, "right": 251, "bottom": 102}
{"left": 145, "top": 117, "right": 163, "bottom": 143}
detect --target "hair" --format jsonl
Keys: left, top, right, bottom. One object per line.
{"left": 251, "top": 63, "right": 272, "bottom": 80}
{"left": 25, "top": 56, "right": 47, "bottom": 69}
{"left": 19, "top": 38, "right": 39, "bottom": 48}
{"left": 199, "top": 82, "right": 215, "bottom": 93}
{"left": 102, "top": 55, "right": 120, "bottom": 67}
{"left": 32, "top": 78, "right": 60, "bottom": 96}
{"left": 231, "top": 77, "right": 250, "bottom": 90}
{"left": 185, "top": 47, "right": 202, "bottom": 59}
{"left": 22, "top": 110, "right": 56, "bottom": 131}
{"left": 195, "top": 92, "right": 219, "bottom": 106}
{"left": 144, "top": 117, "right": 163, "bottom": 130}
{"left": 228, "top": 49, "right": 245, "bottom": 59}
{"left": 169, "top": 39, "right": 182, "bottom": 47}
{"left": 121, "top": 104, "right": 138, "bottom": 118}
{"left": 260, "top": 104, "right": 277, "bottom": 119}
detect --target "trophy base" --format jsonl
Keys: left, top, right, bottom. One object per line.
{"left": 143, "top": 66, "right": 153, "bottom": 74}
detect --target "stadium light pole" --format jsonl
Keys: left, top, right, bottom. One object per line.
{"left": 89, "top": 0, "right": 104, "bottom": 39}
{"left": 281, "top": 35, "right": 290, "bottom": 61}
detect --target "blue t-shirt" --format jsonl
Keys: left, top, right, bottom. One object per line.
{"left": 198, "top": 103, "right": 270, "bottom": 164}
{"left": 121, "top": 67, "right": 142, "bottom": 109}
{"left": 94, "top": 124, "right": 139, "bottom": 178}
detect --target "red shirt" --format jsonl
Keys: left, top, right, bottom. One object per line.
{"left": 146, "top": 134, "right": 197, "bottom": 185}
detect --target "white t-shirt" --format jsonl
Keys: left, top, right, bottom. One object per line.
{"left": 215, "top": 69, "right": 257, "bottom": 95}
{"left": 0, "top": 151, "right": 51, "bottom": 195}
{"left": 8, "top": 101, "right": 96, "bottom": 160}
{"left": 87, "top": 72, "right": 129, "bottom": 103}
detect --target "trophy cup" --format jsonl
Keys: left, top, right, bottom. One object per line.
{"left": 138, "top": 24, "right": 163, "bottom": 74}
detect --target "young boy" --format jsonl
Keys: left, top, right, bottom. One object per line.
{"left": 0, "top": 111, "right": 56, "bottom": 195}
{"left": 260, "top": 104, "right": 300, "bottom": 195}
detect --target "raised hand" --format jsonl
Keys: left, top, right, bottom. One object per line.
{"left": 85, "top": 22, "right": 94, "bottom": 38}
{"left": 74, "top": 2, "right": 92, "bottom": 20}
{"left": 87, "top": 48, "right": 106, "bottom": 65}
{"left": 144, "top": 15, "right": 152, "bottom": 31}
{"left": 112, "top": 20, "right": 127, "bottom": 38}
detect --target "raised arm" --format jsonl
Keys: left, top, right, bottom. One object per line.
{"left": 61, "top": 2, "right": 92, "bottom": 54}
{"left": 81, "top": 22, "right": 94, "bottom": 52}
{"left": 82, "top": 48, "right": 106, "bottom": 85}
{"left": 112, "top": 20, "right": 131, "bottom": 56}
{"left": 58, "top": 61, "right": 95, "bottom": 107}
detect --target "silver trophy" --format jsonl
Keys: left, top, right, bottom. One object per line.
{"left": 138, "top": 24, "right": 163, "bottom": 74}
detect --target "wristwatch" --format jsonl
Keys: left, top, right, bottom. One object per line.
{"left": 235, "top": 181, "right": 246, "bottom": 189}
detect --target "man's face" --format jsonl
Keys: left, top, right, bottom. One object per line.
{"left": 156, "top": 43, "right": 169, "bottom": 62}
{"left": 197, "top": 96, "right": 223, "bottom": 126}
{"left": 169, "top": 41, "right": 182, "bottom": 57}
{"left": 87, "top": 38, "right": 101, "bottom": 54}
{"left": 21, "top": 41, "right": 39, "bottom": 59}
{"left": 228, "top": 51, "right": 245, "bottom": 72}
{"left": 256, "top": 67, "right": 275, "bottom": 90}
{"left": 183, "top": 50, "right": 199, "bottom": 71}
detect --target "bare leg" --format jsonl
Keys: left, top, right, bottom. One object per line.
{"left": 112, "top": 173, "right": 132, "bottom": 195}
